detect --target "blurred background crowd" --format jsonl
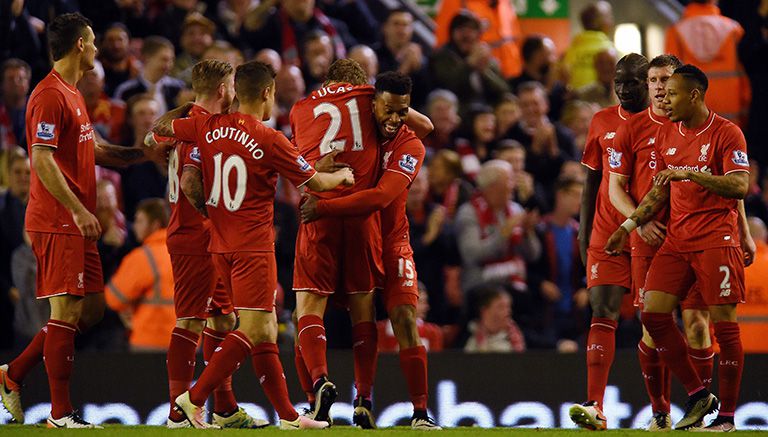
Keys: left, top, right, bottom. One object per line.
{"left": 1, "top": 0, "right": 768, "bottom": 354}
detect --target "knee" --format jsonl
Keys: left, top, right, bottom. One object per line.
{"left": 78, "top": 300, "right": 105, "bottom": 329}
{"left": 176, "top": 318, "right": 206, "bottom": 335}
{"left": 684, "top": 318, "right": 710, "bottom": 348}
{"left": 589, "top": 293, "right": 620, "bottom": 320}
{"left": 208, "top": 313, "right": 236, "bottom": 332}
{"left": 240, "top": 316, "right": 277, "bottom": 345}
{"left": 390, "top": 306, "right": 420, "bottom": 348}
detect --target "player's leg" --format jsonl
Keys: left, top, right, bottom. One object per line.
{"left": 348, "top": 292, "right": 378, "bottom": 429}
{"left": 291, "top": 309, "right": 315, "bottom": 405}
{"left": 295, "top": 292, "right": 336, "bottom": 422}
{"left": 681, "top": 307, "right": 714, "bottom": 389}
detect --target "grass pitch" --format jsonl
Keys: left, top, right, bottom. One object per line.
{"left": 0, "top": 426, "right": 767, "bottom": 436}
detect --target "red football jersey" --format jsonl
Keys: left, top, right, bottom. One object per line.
{"left": 581, "top": 104, "right": 635, "bottom": 251}
{"left": 654, "top": 111, "right": 749, "bottom": 252}
{"left": 172, "top": 112, "right": 317, "bottom": 253}
{"left": 380, "top": 127, "right": 425, "bottom": 248}
{"left": 166, "top": 104, "right": 211, "bottom": 255}
{"left": 290, "top": 83, "right": 379, "bottom": 199}
{"left": 610, "top": 107, "right": 669, "bottom": 257}
{"left": 25, "top": 70, "right": 96, "bottom": 235}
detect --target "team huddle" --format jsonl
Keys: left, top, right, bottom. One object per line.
{"left": 0, "top": 11, "right": 756, "bottom": 432}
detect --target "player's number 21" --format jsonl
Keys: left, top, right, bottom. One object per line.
{"left": 313, "top": 98, "right": 364, "bottom": 155}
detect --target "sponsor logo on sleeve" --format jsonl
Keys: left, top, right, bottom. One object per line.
{"left": 189, "top": 147, "right": 201, "bottom": 163}
{"left": 398, "top": 154, "right": 418, "bottom": 173}
{"left": 608, "top": 148, "right": 623, "bottom": 169}
{"left": 36, "top": 122, "right": 55, "bottom": 140}
{"left": 732, "top": 150, "right": 749, "bottom": 166}
{"left": 296, "top": 155, "right": 312, "bottom": 172}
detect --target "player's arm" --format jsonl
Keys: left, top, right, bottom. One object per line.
{"left": 94, "top": 138, "right": 172, "bottom": 167}
{"left": 609, "top": 173, "right": 666, "bottom": 246}
{"left": 577, "top": 167, "right": 600, "bottom": 265}
{"left": 656, "top": 170, "right": 748, "bottom": 199}
{"left": 405, "top": 108, "right": 434, "bottom": 139}
{"left": 604, "top": 183, "right": 670, "bottom": 255}
{"left": 737, "top": 199, "right": 756, "bottom": 266}
{"left": 31, "top": 146, "right": 101, "bottom": 240}
{"left": 152, "top": 102, "right": 195, "bottom": 137}
{"left": 303, "top": 168, "right": 355, "bottom": 192}
{"left": 301, "top": 171, "right": 409, "bottom": 222}
{"left": 180, "top": 166, "right": 207, "bottom": 217}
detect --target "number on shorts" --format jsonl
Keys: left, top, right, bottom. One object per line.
{"left": 718, "top": 265, "right": 731, "bottom": 289}
{"left": 168, "top": 148, "right": 180, "bottom": 204}
{"left": 398, "top": 258, "right": 415, "bottom": 279}
{"left": 206, "top": 152, "right": 247, "bottom": 212}
{"left": 313, "top": 98, "right": 364, "bottom": 155}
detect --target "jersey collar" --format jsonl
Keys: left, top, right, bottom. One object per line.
{"left": 647, "top": 107, "right": 666, "bottom": 126}
{"left": 677, "top": 110, "right": 715, "bottom": 137}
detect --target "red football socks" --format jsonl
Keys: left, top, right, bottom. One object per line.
{"left": 204, "top": 328, "right": 237, "bottom": 414}
{"left": 44, "top": 320, "right": 77, "bottom": 419}
{"left": 713, "top": 322, "right": 743, "bottom": 415}
{"left": 8, "top": 326, "right": 47, "bottom": 384}
{"left": 294, "top": 344, "right": 315, "bottom": 403}
{"left": 167, "top": 327, "right": 199, "bottom": 420}
{"left": 641, "top": 312, "right": 704, "bottom": 395}
{"left": 399, "top": 346, "right": 428, "bottom": 411}
{"left": 297, "top": 315, "right": 328, "bottom": 382}
{"left": 637, "top": 340, "right": 669, "bottom": 413}
{"left": 586, "top": 317, "right": 617, "bottom": 408}
{"left": 688, "top": 345, "right": 714, "bottom": 389}
{"left": 190, "top": 331, "right": 252, "bottom": 407}
{"left": 352, "top": 321, "right": 378, "bottom": 400}
{"left": 252, "top": 342, "right": 298, "bottom": 421}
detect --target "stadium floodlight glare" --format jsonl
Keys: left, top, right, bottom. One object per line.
{"left": 614, "top": 23, "right": 642, "bottom": 55}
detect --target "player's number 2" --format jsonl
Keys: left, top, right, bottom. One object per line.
{"left": 313, "top": 98, "right": 364, "bottom": 155}
{"left": 168, "top": 148, "right": 180, "bottom": 204}
{"left": 207, "top": 152, "right": 247, "bottom": 212}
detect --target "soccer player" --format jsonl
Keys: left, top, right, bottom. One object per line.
{"left": 608, "top": 54, "right": 715, "bottom": 430}
{"left": 152, "top": 61, "right": 350, "bottom": 429}
{"left": 300, "top": 71, "right": 441, "bottom": 430}
{"left": 605, "top": 64, "right": 753, "bottom": 431}
{"left": 289, "top": 59, "right": 433, "bottom": 428}
{"left": 147, "top": 59, "right": 264, "bottom": 429}
{"left": 570, "top": 53, "right": 650, "bottom": 430}
{"left": 0, "top": 13, "right": 169, "bottom": 428}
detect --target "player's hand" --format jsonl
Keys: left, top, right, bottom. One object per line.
{"left": 72, "top": 207, "right": 102, "bottom": 241}
{"left": 145, "top": 139, "right": 174, "bottom": 166}
{"left": 337, "top": 167, "right": 354, "bottom": 186}
{"left": 654, "top": 169, "right": 689, "bottom": 186}
{"left": 604, "top": 227, "right": 628, "bottom": 256}
{"left": 741, "top": 232, "right": 757, "bottom": 267}
{"left": 573, "top": 288, "right": 589, "bottom": 309}
{"left": 300, "top": 194, "right": 320, "bottom": 223}
{"left": 315, "top": 149, "right": 350, "bottom": 173}
{"left": 540, "top": 280, "right": 562, "bottom": 302}
{"left": 637, "top": 220, "right": 666, "bottom": 247}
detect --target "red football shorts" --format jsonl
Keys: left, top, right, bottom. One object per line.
{"left": 382, "top": 244, "right": 419, "bottom": 313}
{"left": 212, "top": 251, "right": 277, "bottom": 311}
{"left": 644, "top": 245, "right": 745, "bottom": 306}
{"left": 170, "top": 253, "right": 234, "bottom": 320}
{"left": 632, "top": 255, "right": 707, "bottom": 311}
{"left": 586, "top": 247, "right": 631, "bottom": 289}
{"left": 30, "top": 231, "right": 103, "bottom": 298}
{"left": 293, "top": 214, "right": 383, "bottom": 296}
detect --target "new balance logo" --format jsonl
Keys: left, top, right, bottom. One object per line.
{"left": 720, "top": 289, "right": 731, "bottom": 297}
{"left": 317, "top": 334, "right": 327, "bottom": 341}
{"left": 666, "top": 148, "right": 677, "bottom": 155}
{"left": 259, "top": 375, "right": 266, "bottom": 384}
{"left": 353, "top": 340, "right": 365, "bottom": 348}
{"left": 603, "top": 132, "right": 616, "bottom": 140}
{"left": 402, "top": 280, "right": 414, "bottom": 287}
{"left": 647, "top": 137, "right": 655, "bottom": 145}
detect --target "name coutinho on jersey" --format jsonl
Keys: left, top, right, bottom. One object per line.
{"left": 204, "top": 126, "right": 263, "bottom": 159}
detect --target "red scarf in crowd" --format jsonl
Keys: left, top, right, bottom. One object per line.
{"left": 280, "top": 7, "right": 346, "bottom": 67}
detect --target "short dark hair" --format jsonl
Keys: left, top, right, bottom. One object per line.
{"left": 325, "top": 59, "right": 367, "bottom": 86}
{"left": 385, "top": 7, "right": 412, "bottom": 22}
{"left": 1, "top": 58, "right": 31, "bottom": 78}
{"left": 235, "top": 61, "right": 276, "bottom": 103}
{"left": 48, "top": 13, "right": 92, "bottom": 61}
{"left": 674, "top": 64, "right": 709, "bottom": 93}
{"left": 104, "top": 22, "right": 130, "bottom": 38}
{"left": 555, "top": 176, "right": 583, "bottom": 193}
{"left": 616, "top": 53, "right": 649, "bottom": 79}
{"left": 136, "top": 198, "right": 169, "bottom": 228}
{"left": 141, "top": 36, "right": 174, "bottom": 58}
{"left": 521, "top": 34, "right": 547, "bottom": 63}
{"left": 517, "top": 80, "right": 546, "bottom": 96}
{"left": 649, "top": 54, "right": 682, "bottom": 71}
{"left": 191, "top": 59, "right": 233, "bottom": 96}
{"left": 375, "top": 71, "right": 412, "bottom": 96}
{"left": 449, "top": 10, "right": 481, "bottom": 34}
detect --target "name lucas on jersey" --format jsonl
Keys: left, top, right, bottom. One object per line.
{"left": 204, "top": 126, "right": 264, "bottom": 160}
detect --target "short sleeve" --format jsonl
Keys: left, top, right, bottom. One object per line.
{"left": 721, "top": 125, "right": 750, "bottom": 175}
{"left": 269, "top": 131, "right": 317, "bottom": 187}
{"left": 179, "top": 141, "right": 202, "bottom": 170}
{"left": 609, "top": 121, "right": 634, "bottom": 176}
{"left": 172, "top": 116, "right": 202, "bottom": 143}
{"left": 581, "top": 120, "right": 603, "bottom": 171}
{"left": 27, "top": 89, "right": 66, "bottom": 149}
{"left": 386, "top": 137, "right": 426, "bottom": 183}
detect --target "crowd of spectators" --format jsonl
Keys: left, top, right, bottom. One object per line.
{"left": 1, "top": 0, "right": 768, "bottom": 353}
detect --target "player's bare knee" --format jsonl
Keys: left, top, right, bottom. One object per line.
{"left": 208, "top": 312, "right": 236, "bottom": 332}
{"left": 239, "top": 311, "right": 278, "bottom": 344}
{"left": 49, "top": 295, "right": 84, "bottom": 325}
{"left": 177, "top": 318, "right": 205, "bottom": 334}
{"left": 588, "top": 287, "right": 623, "bottom": 319}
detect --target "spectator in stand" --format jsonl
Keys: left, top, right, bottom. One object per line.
{"left": 95, "top": 179, "right": 128, "bottom": 280}
{"left": 106, "top": 198, "right": 175, "bottom": 352}
{"left": 494, "top": 94, "right": 521, "bottom": 142}
{"left": 530, "top": 177, "right": 589, "bottom": 349}
{"left": 454, "top": 104, "right": 497, "bottom": 179}
{"left": 373, "top": 8, "right": 430, "bottom": 108}
{"left": 211, "top": 0, "right": 259, "bottom": 49}
{"left": 507, "top": 82, "right": 576, "bottom": 197}
{"left": 0, "top": 59, "right": 30, "bottom": 151}
{"left": 563, "top": 1, "right": 617, "bottom": 89}
{"left": 379, "top": 283, "right": 444, "bottom": 352}
{"left": 495, "top": 140, "right": 548, "bottom": 212}
{"left": 78, "top": 61, "right": 127, "bottom": 145}
{"left": 407, "top": 169, "right": 463, "bottom": 326}
{"left": 255, "top": 48, "right": 283, "bottom": 72}
{"left": 0, "top": 0, "right": 47, "bottom": 84}
{"left": 154, "top": 0, "right": 204, "bottom": 48}
{"left": 741, "top": 217, "right": 768, "bottom": 353}
{"left": 464, "top": 287, "right": 526, "bottom": 352}
{"left": 422, "top": 89, "right": 461, "bottom": 154}
{"left": 349, "top": 45, "right": 378, "bottom": 84}
{"left": 429, "top": 10, "right": 510, "bottom": 117}
{"left": 744, "top": 161, "right": 768, "bottom": 223}
{"left": 172, "top": 13, "right": 216, "bottom": 86}
{"left": 0, "top": 149, "right": 29, "bottom": 289}
{"left": 666, "top": 0, "right": 750, "bottom": 127}
{"left": 316, "top": 0, "right": 379, "bottom": 46}
{"left": 242, "top": 0, "right": 355, "bottom": 66}
{"left": 275, "top": 65, "right": 306, "bottom": 137}
{"left": 119, "top": 94, "right": 167, "bottom": 220}
{"left": 575, "top": 48, "right": 619, "bottom": 109}
{"left": 99, "top": 23, "right": 141, "bottom": 97}
{"left": 11, "top": 231, "right": 47, "bottom": 348}
{"left": 434, "top": 0, "right": 523, "bottom": 79}
{"left": 301, "top": 30, "right": 336, "bottom": 91}
{"left": 78, "top": 0, "right": 152, "bottom": 37}
{"left": 427, "top": 149, "right": 474, "bottom": 219}
{"left": 510, "top": 34, "right": 568, "bottom": 121}
{"left": 559, "top": 100, "right": 599, "bottom": 158}
{"left": 456, "top": 160, "right": 541, "bottom": 294}
{"left": 115, "top": 36, "right": 185, "bottom": 115}
{"left": 203, "top": 41, "right": 245, "bottom": 69}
